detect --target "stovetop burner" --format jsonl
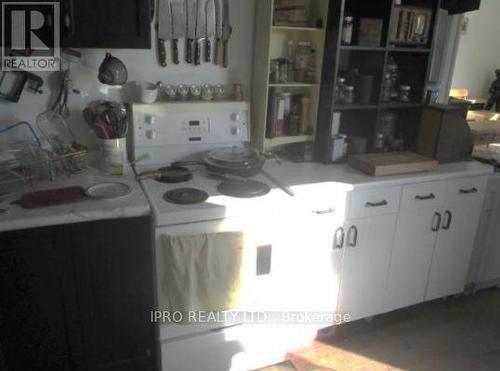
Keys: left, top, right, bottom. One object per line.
{"left": 163, "top": 188, "right": 209, "bottom": 205}
{"left": 217, "top": 179, "right": 271, "bottom": 198}
{"left": 155, "top": 166, "right": 193, "bottom": 183}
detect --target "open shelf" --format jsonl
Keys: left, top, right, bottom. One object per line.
{"left": 265, "top": 135, "right": 314, "bottom": 147}
{"left": 336, "top": 104, "right": 380, "bottom": 110}
{"left": 272, "top": 26, "right": 323, "bottom": 32}
{"left": 269, "top": 83, "right": 317, "bottom": 88}
{"left": 340, "top": 45, "right": 386, "bottom": 52}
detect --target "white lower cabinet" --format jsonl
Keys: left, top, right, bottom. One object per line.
{"left": 426, "top": 176, "right": 488, "bottom": 300}
{"left": 385, "top": 181, "right": 446, "bottom": 312}
{"left": 338, "top": 214, "right": 398, "bottom": 321}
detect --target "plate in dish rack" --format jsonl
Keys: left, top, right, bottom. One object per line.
{"left": 85, "top": 182, "right": 132, "bottom": 200}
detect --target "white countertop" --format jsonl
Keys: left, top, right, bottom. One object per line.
{"left": 0, "top": 165, "right": 150, "bottom": 233}
{"left": 265, "top": 159, "right": 494, "bottom": 190}
{"left": 0, "top": 158, "right": 493, "bottom": 233}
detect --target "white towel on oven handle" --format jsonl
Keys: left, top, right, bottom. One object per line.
{"left": 159, "top": 231, "right": 244, "bottom": 312}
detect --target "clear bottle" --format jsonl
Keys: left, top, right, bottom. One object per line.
{"left": 342, "top": 16, "right": 354, "bottom": 45}
{"left": 374, "top": 132, "right": 385, "bottom": 152}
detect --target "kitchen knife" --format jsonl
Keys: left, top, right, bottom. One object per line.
{"left": 221, "top": 0, "right": 231, "bottom": 68}
{"left": 157, "top": 0, "right": 172, "bottom": 67}
{"left": 214, "top": 0, "right": 223, "bottom": 65}
{"left": 171, "top": 1, "right": 185, "bottom": 65}
{"left": 195, "top": 0, "right": 206, "bottom": 65}
{"left": 205, "top": 0, "right": 216, "bottom": 63}
{"left": 186, "top": 0, "right": 197, "bottom": 64}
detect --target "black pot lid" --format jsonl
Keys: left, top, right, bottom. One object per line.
{"left": 163, "top": 188, "right": 209, "bottom": 205}
{"left": 217, "top": 179, "right": 271, "bottom": 198}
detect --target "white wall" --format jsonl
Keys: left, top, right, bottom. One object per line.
{"left": 451, "top": 0, "right": 500, "bottom": 98}
{"left": 0, "top": 0, "right": 255, "bottom": 148}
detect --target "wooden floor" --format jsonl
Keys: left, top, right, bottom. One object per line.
{"left": 261, "top": 288, "right": 500, "bottom": 371}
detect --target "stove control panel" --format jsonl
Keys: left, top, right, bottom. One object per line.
{"left": 130, "top": 102, "right": 250, "bottom": 165}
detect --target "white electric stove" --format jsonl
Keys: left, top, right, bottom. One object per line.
{"left": 130, "top": 102, "right": 338, "bottom": 371}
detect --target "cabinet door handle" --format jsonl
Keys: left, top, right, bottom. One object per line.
{"left": 347, "top": 226, "right": 358, "bottom": 247}
{"left": 314, "top": 208, "right": 335, "bottom": 215}
{"left": 443, "top": 210, "right": 452, "bottom": 230}
{"left": 415, "top": 193, "right": 435, "bottom": 201}
{"left": 431, "top": 212, "right": 442, "bottom": 232}
{"left": 365, "top": 200, "right": 388, "bottom": 208}
{"left": 459, "top": 187, "right": 478, "bottom": 194}
{"left": 333, "top": 227, "right": 344, "bottom": 249}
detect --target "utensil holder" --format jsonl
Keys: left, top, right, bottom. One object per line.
{"left": 100, "top": 138, "right": 126, "bottom": 176}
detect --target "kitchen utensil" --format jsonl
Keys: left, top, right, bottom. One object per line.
{"left": 137, "top": 165, "right": 193, "bottom": 183}
{"left": 186, "top": 0, "right": 197, "bottom": 63}
{"left": 171, "top": 1, "right": 185, "bottom": 65}
{"left": 221, "top": 0, "right": 231, "bottom": 68}
{"left": 98, "top": 53, "right": 128, "bottom": 85}
{"left": 157, "top": 0, "right": 172, "bottom": 67}
{"left": 214, "top": 0, "right": 222, "bottom": 65}
{"left": 195, "top": 0, "right": 206, "bottom": 65}
{"left": 260, "top": 169, "right": 294, "bottom": 196}
{"left": 13, "top": 186, "right": 88, "bottom": 209}
{"left": 85, "top": 182, "right": 132, "bottom": 200}
{"left": 205, "top": 0, "right": 216, "bottom": 63}
{"left": 348, "top": 152, "right": 438, "bottom": 177}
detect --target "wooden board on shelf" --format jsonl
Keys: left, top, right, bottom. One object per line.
{"left": 265, "top": 135, "right": 314, "bottom": 148}
{"left": 348, "top": 152, "right": 438, "bottom": 177}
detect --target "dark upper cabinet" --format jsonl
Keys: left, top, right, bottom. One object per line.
{"left": 61, "top": 0, "right": 153, "bottom": 48}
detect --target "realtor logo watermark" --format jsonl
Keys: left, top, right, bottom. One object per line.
{"left": 1, "top": 2, "right": 60, "bottom": 71}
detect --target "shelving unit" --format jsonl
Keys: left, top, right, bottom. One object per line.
{"left": 251, "top": 0, "right": 329, "bottom": 151}
{"left": 315, "top": 0, "right": 441, "bottom": 162}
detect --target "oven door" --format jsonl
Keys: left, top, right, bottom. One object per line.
{"left": 155, "top": 209, "right": 341, "bottom": 341}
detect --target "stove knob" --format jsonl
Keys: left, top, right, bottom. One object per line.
{"left": 145, "top": 114, "right": 156, "bottom": 125}
{"left": 146, "top": 129, "right": 156, "bottom": 139}
{"left": 230, "top": 126, "right": 241, "bottom": 136}
{"left": 231, "top": 113, "right": 241, "bottom": 122}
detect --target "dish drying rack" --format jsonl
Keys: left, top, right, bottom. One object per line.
{"left": 0, "top": 121, "right": 88, "bottom": 189}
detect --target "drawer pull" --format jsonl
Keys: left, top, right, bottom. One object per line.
{"left": 313, "top": 208, "right": 335, "bottom": 215}
{"left": 365, "top": 200, "right": 388, "bottom": 208}
{"left": 459, "top": 187, "right": 478, "bottom": 194}
{"left": 415, "top": 193, "right": 435, "bottom": 201}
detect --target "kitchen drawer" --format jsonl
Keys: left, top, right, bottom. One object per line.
{"left": 445, "top": 176, "right": 488, "bottom": 205}
{"left": 347, "top": 186, "right": 402, "bottom": 219}
{"left": 400, "top": 181, "right": 447, "bottom": 212}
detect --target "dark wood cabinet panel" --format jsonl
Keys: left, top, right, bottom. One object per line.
{"left": 70, "top": 217, "right": 156, "bottom": 370}
{"left": 61, "top": 0, "right": 152, "bottom": 48}
{"left": 0, "top": 217, "right": 157, "bottom": 371}
{"left": 0, "top": 227, "right": 83, "bottom": 371}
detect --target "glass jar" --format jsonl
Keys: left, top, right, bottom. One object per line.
{"left": 399, "top": 85, "right": 411, "bottom": 102}
{"left": 342, "top": 16, "right": 354, "bottom": 45}
{"left": 295, "top": 41, "right": 311, "bottom": 82}
{"left": 335, "top": 77, "right": 346, "bottom": 103}
{"left": 344, "top": 85, "right": 355, "bottom": 104}
{"left": 374, "top": 132, "right": 385, "bottom": 152}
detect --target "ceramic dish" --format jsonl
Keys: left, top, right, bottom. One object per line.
{"left": 85, "top": 182, "right": 132, "bottom": 200}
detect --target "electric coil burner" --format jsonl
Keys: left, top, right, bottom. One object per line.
{"left": 155, "top": 166, "right": 193, "bottom": 183}
{"left": 217, "top": 179, "right": 271, "bottom": 198}
{"left": 163, "top": 188, "right": 209, "bottom": 205}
